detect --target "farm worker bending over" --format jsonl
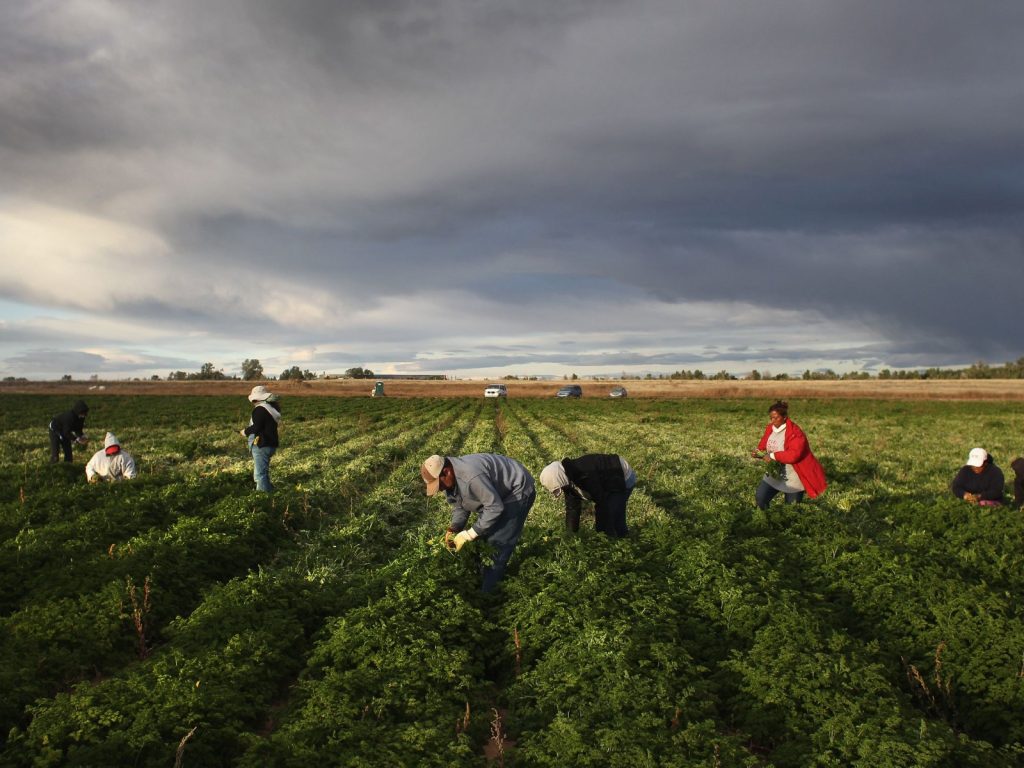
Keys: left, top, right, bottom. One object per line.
{"left": 951, "top": 448, "right": 1004, "bottom": 506}
{"left": 48, "top": 400, "right": 89, "bottom": 463}
{"left": 539, "top": 454, "right": 636, "bottom": 537}
{"left": 750, "top": 400, "right": 827, "bottom": 510}
{"left": 86, "top": 432, "right": 137, "bottom": 482}
{"left": 421, "top": 453, "right": 535, "bottom": 593}
{"left": 240, "top": 385, "right": 281, "bottom": 492}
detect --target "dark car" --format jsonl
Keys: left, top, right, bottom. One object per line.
{"left": 555, "top": 385, "right": 583, "bottom": 398}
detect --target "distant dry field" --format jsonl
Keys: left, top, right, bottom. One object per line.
{"left": 4, "top": 377, "right": 1024, "bottom": 400}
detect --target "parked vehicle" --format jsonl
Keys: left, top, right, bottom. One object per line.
{"left": 609, "top": 386, "right": 628, "bottom": 398}
{"left": 484, "top": 384, "right": 508, "bottom": 398}
{"left": 371, "top": 381, "right": 385, "bottom": 397}
{"left": 555, "top": 385, "right": 583, "bottom": 398}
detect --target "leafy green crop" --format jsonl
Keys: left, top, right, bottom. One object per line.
{"left": 1, "top": 394, "right": 1023, "bottom": 766}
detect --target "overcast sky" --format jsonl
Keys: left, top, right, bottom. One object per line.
{"left": 3, "top": 0, "right": 1023, "bottom": 380}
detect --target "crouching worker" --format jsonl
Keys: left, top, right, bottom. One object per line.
{"left": 86, "top": 432, "right": 138, "bottom": 482}
{"left": 421, "top": 453, "right": 535, "bottom": 592}
{"left": 751, "top": 400, "right": 827, "bottom": 510}
{"left": 952, "top": 448, "right": 1004, "bottom": 506}
{"left": 539, "top": 454, "right": 636, "bottom": 537}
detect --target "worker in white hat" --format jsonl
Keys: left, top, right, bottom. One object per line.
{"left": 951, "top": 447, "right": 1005, "bottom": 506}
{"left": 85, "top": 432, "right": 138, "bottom": 482}
{"left": 420, "top": 453, "right": 535, "bottom": 592}
{"left": 240, "top": 385, "right": 281, "bottom": 492}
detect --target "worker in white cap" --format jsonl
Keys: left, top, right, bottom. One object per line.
{"left": 951, "top": 447, "right": 1005, "bottom": 506}
{"left": 420, "top": 453, "right": 535, "bottom": 592}
{"left": 85, "top": 432, "right": 138, "bottom": 482}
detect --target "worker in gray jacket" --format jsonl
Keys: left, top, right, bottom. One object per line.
{"left": 421, "top": 453, "right": 535, "bottom": 592}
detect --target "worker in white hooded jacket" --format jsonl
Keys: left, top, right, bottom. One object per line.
{"left": 86, "top": 432, "right": 138, "bottom": 482}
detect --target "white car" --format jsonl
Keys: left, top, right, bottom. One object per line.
{"left": 484, "top": 384, "right": 508, "bottom": 398}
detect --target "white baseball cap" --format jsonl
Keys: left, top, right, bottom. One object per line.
{"left": 966, "top": 447, "right": 988, "bottom": 467}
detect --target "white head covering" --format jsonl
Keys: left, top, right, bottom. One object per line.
{"left": 103, "top": 432, "right": 120, "bottom": 449}
{"left": 539, "top": 461, "right": 569, "bottom": 494}
{"left": 248, "top": 385, "right": 273, "bottom": 402}
{"left": 966, "top": 447, "right": 988, "bottom": 467}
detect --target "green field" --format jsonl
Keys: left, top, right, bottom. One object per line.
{"left": 2, "top": 394, "right": 1023, "bottom": 767}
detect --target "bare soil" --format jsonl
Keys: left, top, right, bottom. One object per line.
{"left": 4, "top": 378, "right": 1024, "bottom": 400}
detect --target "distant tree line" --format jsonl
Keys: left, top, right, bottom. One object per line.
{"left": 167, "top": 362, "right": 231, "bottom": 381}
{"left": 38, "top": 356, "right": 1024, "bottom": 384}
{"left": 646, "top": 357, "right": 1024, "bottom": 381}
{"left": 162, "top": 359, "right": 325, "bottom": 382}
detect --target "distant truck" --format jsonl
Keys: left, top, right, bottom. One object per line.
{"left": 371, "top": 381, "right": 385, "bottom": 397}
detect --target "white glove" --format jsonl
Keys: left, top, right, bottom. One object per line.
{"left": 453, "top": 529, "right": 478, "bottom": 552}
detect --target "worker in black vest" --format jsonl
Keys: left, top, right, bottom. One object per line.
{"left": 539, "top": 454, "right": 636, "bottom": 537}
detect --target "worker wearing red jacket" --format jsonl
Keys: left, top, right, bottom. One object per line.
{"left": 750, "top": 400, "right": 827, "bottom": 509}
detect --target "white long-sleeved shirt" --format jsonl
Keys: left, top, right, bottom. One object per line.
{"left": 86, "top": 449, "right": 137, "bottom": 481}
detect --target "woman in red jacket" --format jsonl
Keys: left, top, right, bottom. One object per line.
{"left": 750, "top": 400, "right": 827, "bottom": 509}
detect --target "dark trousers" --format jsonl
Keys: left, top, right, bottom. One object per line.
{"left": 49, "top": 423, "right": 73, "bottom": 463}
{"left": 755, "top": 479, "right": 804, "bottom": 510}
{"left": 567, "top": 488, "right": 633, "bottom": 538}
{"left": 1012, "top": 458, "right": 1024, "bottom": 507}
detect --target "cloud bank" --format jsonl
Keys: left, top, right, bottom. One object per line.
{"left": 3, "top": 0, "right": 1022, "bottom": 378}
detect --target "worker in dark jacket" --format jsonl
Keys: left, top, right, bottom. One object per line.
{"left": 951, "top": 447, "right": 1005, "bottom": 506}
{"left": 48, "top": 400, "right": 89, "bottom": 463}
{"left": 1011, "top": 456, "right": 1024, "bottom": 509}
{"left": 539, "top": 454, "right": 636, "bottom": 537}
{"left": 240, "top": 385, "right": 280, "bottom": 492}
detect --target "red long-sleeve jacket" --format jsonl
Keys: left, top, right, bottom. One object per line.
{"left": 757, "top": 418, "right": 828, "bottom": 498}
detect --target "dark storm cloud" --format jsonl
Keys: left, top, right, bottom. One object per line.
{"left": 2, "top": 0, "right": 1023, "bottom": 376}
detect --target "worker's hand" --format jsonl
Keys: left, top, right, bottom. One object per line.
{"left": 750, "top": 449, "right": 762, "bottom": 459}
{"left": 963, "top": 492, "right": 979, "bottom": 504}
{"left": 453, "top": 530, "right": 474, "bottom": 552}
{"left": 239, "top": 429, "right": 247, "bottom": 438}
{"left": 88, "top": 475, "right": 98, "bottom": 484}
{"left": 76, "top": 436, "right": 89, "bottom": 445}
{"left": 443, "top": 529, "right": 457, "bottom": 550}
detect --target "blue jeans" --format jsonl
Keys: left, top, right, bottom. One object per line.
{"left": 481, "top": 490, "right": 535, "bottom": 593}
{"left": 755, "top": 479, "right": 804, "bottom": 510}
{"left": 251, "top": 446, "right": 276, "bottom": 492}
